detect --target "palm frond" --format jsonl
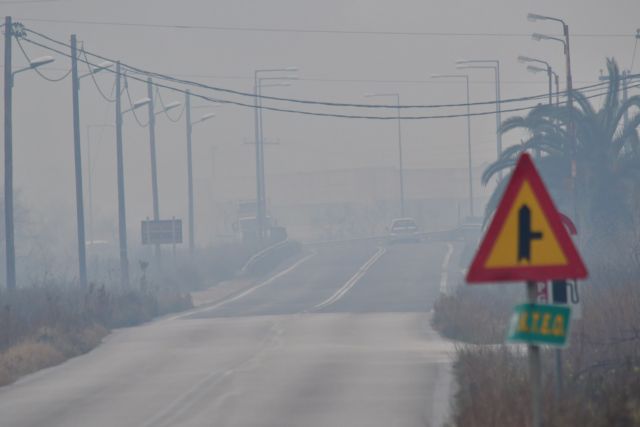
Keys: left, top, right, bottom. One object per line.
{"left": 601, "top": 58, "right": 621, "bottom": 130}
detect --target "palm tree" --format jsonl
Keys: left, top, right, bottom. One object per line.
{"left": 482, "top": 59, "right": 640, "bottom": 249}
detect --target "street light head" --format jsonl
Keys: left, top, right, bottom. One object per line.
{"left": 29, "top": 56, "right": 55, "bottom": 68}
{"left": 163, "top": 101, "right": 182, "bottom": 111}
{"left": 518, "top": 55, "right": 533, "bottom": 63}
{"left": 526, "top": 65, "right": 546, "bottom": 74}
{"left": 527, "top": 13, "right": 542, "bottom": 22}
{"left": 531, "top": 33, "right": 545, "bottom": 41}
{"left": 133, "top": 97, "right": 151, "bottom": 110}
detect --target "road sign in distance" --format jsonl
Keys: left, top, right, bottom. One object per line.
{"left": 466, "top": 153, "right": 587, "bottom": 283}
{"left": 506, "top": 303, "right": 571, "bottom": 348}
{"left": 141, "top": 219, "right": 183, "bottom": 245}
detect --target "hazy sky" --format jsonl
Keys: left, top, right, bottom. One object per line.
{"left": 1, "top": 0, "right": 639, "bottom": 252}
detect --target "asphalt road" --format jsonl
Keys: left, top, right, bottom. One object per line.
{"left": 0, "top": 239, "right": 457, "bottom": 427}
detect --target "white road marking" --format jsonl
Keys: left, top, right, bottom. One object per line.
{"left": 167, "top": 251, "right": 317, "bottom": 321}
{"left": 313, "top": 246, "right": 386, "bottom": 310}
{"left": 439, "top": 243, "right": 454, "bottom": 295}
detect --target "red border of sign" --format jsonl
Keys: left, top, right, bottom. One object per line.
{"left": 466, "top": 153, "right": 588, "bottom": 283}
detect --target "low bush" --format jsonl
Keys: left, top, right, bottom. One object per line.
{"left": 0, "top": 285, "right": 192, "bottom": 387}
{"left": 436, "top": 255, "right": 640, "bottom": 426}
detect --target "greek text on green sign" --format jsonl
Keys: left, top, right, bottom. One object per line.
{"left": 506, "top": 304, "right": 571, "bottom": 347}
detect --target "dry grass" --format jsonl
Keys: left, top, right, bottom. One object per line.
{"left": 0, "top": 324, "right": 108, "bottom": 386}
{"left": 432, "top": 285, "right": 521, "bottom": 344}
{"left": 435, "top": 241, "right": 640, "bottom": 426}
{"left": 0, "top": 286, "right": 192, "bottom": 387}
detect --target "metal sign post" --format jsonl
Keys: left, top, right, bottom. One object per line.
{"left": 527, "top": 281, "right": 542, "bottom": 427}
{"left": 466, "top": 153, "right": 587, "bottom": 427}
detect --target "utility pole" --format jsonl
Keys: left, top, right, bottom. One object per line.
{"left": 115, "top": 62, "right": 129, "bottom": 287}
{"left": 253, "top": 76, "right": 265, "bottom": 246}
{"left": 257, "top": 82, "right": 267, "bottom": 241}
{"left": 146, "top": 77, "right": 161, "bottom": 264}
{"left": 464, "top": 77, "right": 473, "bottom": 218}
{"left": 4, "top": 16, "right": 16, "bottom": 290}
{"left": 562, "top": 22, "right": 578, "bottom": 227}
{"left": 70, "top": 34, "right": 88, "bottom": 288}
{"left": 495, "top": 62, "right": 503, "bottom": 172}
{"left": 622, "top": 70, "right": 629, "bottom": 129}
{"left": 395, "top": 97, "right": 406, "bottom": 218}
{"left": 185, "top": 90, "right": 195, "bottom": 255}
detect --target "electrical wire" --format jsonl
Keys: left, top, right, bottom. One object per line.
{"left": 155, "top": 86, "right": 186, "bottom": 122}
{"left": 80, "top": 46, "right": 115, "bottom": 102}
{"left": 16, "top": 17, "right": 635, "bottom": 39}
{"left": 15, "top": 36, "right": 71, "bottom": 82}
{"left": 25, "top": 26, "right": 612, "bottom": 110}
{"left": 16, "top": 29, "right": 637, "bottom": 121}
{"left": 123, "top": 74, "right": 149, "bottom": 127}
{"left": 28, "top": 25, "right": 634, "bottom": 113}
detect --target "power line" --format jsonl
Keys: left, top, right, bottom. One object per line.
{"left": 123, "top": 75, "right": 149, "bottom": 127}
{"left": 16, "top": 27, "right": 635, "bottom": 121}
{"left": 15, "top": 35, "right": 70, "bottom": 82}
{"left": 25, "top": 27, "right": 615, "bottom": 111}
{"left": 155, "top": 86, "right": 185, "bottom": 122}
{"left": 16, "top": 17, "right": 635, "bottom": 39}
{"left": 80, "top": 46, "right": 115, "bottom": 102}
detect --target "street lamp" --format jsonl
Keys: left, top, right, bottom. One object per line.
{"left": 145, "top": 76, "right": 182, "bottom": 266}
{"left": 4, "top": 15, "right": 56, "bottom": 289}
{"left": 79, "top": 61, "right": 113, "bottom": 79}
{"left": 70, "top": 34, "right": 115, "bottom": 288}
{"left": 518, "top": 56, "right": 556, "bottom": 105}
{"left": 253, "top": 67, "right": 297, "bottom": 245}
{"left": 529, "top": 12, "right": 576, "bottom": 246}
{"left": 524, "top": 64, "right": 559, "bottom": 106}
{"left": 185, "top": 89, "right": 217, "bottom": 254}
{"left": 456, "top": 59, "right": 502, "bottom": 174}
{"left": 364, "top": 92, "right": 406, "bottom": 218}
{"left": 431, "top": 74, "right": 474, "bottom": 217}
{"left": 195, "top": 113, "right": 216, "bottom": 124}
{"left": 114, "top": 60, "right": 150, "bottom": 287}
{"left": 518, "top": 55, "right": 559, "bottom": 160}
{"left": 12, "top": 55, "right": 55, "bottom": 76}
{"left": 528, "top": 13, "right": 574, "bottom": 139}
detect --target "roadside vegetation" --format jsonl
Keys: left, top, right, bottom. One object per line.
{"left": 436, "top": 59, "right": 640, "bottom": 426}
{"left": 0, "top": 240, "right": 261, "bottom": 387}
{"left": 0, "top": 285, "right": 192, "bottom": 386}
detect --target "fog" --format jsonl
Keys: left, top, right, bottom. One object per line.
{"left": 1, "top": 0, "right": 639, "bottom": 282}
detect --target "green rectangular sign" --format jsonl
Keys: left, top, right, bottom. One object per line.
{"left": 506, "top": 303, "right": 571, "bottom": 347}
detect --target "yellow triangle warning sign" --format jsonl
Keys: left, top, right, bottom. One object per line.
{"left": 466, "top": 153, "right": 587, "bottom": 283}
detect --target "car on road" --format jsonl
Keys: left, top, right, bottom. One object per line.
{"left": 387, "top": 217, "right": 421, "bottom": 244}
